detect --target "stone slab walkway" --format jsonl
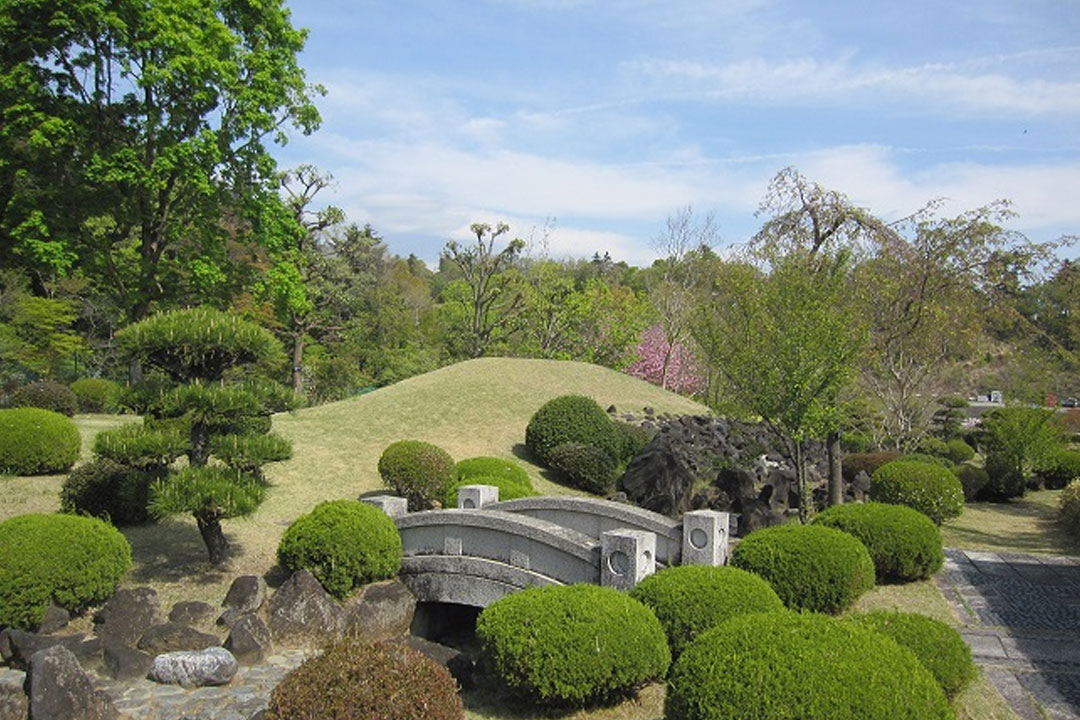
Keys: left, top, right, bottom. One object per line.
{"left": 937, "top": 548, "right": 1080, "bottom": 720}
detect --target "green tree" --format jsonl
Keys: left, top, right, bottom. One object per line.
{"left": 980, "top": 407, "right": 1064, "bottom": 484}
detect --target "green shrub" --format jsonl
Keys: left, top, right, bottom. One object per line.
{"left": 850, "top": 611, "right": 976, "bottom": 699}
{"left": 70, "top": 378, "right": 123, "bottom": 414}
{"left": 0, "top": 408, "right": 81, "bottom": 475}
{"left": 953, "top": 463, "right": 990, "bottom": 501}
{"left": 665, "top": 611, "right": 952, "bottom": 720}
{"left": 476, "top": 584, "right": 670, "bottom": 706}
{"left": 9, "top": 380, "right": 78, "bottom": 416}
{"left": 730, "top": 523, "right": 875, "bottom": 614}
{"left": 547, "top": 442, "right": 618, "bottom": 494}
{"left": 524, "top": 395, "right": 621, "bottom": 466}
{"left": 377, "top": 440, "right": 455, "bottom": 510}
{"left": 1060, "top": 480, "right": 1080, "bottom": 537}
{"left": 613, "top": 421, "right": 653, "bottom": 463}
{"left": 814, "top": 502, "right": 944, "bottom": 582}
{"left": 210, "top": 432, "right": 292, "bottom": 473}
{"left": 842, "top": 451, "right": 902, "bottom": 481}
{"left": 629, "top": 565, "right": 784, "bottom": 658}
{"left": 277, "top": 500, "right": 402, "bottom": 600}
{"left": 60, "top": 459, "right": 153, "bottom": 525}
{"left": 900, "top": 452, "right": 953, "bottom": 468}
{"left": 945, "top": 438, "right": 975, "bottom": 464}
{"left": 840, "top": 430, "right": 873, "bottom": 454}
{"left": 0, "top": 513, "right": 132, "bottom": 629}
{"left": 445, "top": 474, "right": 537, "bottom": 507}
{"left": 455, "top": 456, "right": 531, "bottom": 486}
{"left": 93, "top": 421, "right": 188, "bottom": 469}
{"left": 917, "top": 437, "right": 950, "bottom": 458}
{"left": 1042, "top": 450, "right": 1080, "bottom": 490}
{"left": 266, "top": 638, "right": 464, "bottom": 720}
{"left": 870, "top": 460, "right": 964, "bottom": 524}
{"left": 982, "top": 451, "right": 1027, "bottom": 500}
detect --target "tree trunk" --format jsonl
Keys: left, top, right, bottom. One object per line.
{"left": 195, "top": 513, "right": 229, "bottom": 566}
{"left": 128, "top": 356, "right": 144, "bottom": 385}
{"left": 827, "top": 430, "right": 844, "bottom": 507}
{"left": 189, "top": 421, "right": 211, "bottom": 467}
{"left": 795, "top": 441, "right": 809, "bottom": 523}
{"left": 291, "top": 333, "right": 305, "bottom": 395}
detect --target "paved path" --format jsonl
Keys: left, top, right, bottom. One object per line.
{"left": 937, "top": 548, "right": 1080, "bottom": 720}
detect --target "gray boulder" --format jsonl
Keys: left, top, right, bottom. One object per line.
{"left": 94, "top": 586, "right": 162, "bottom": 646}
{"left": 619, "top": 435, "right": 697, "bottom": 517}
{"left": 168, "top": 601, "right": 216, "bottom": 626}
{"left": 268, "top": 570, "right": 344, "bottom": 645}
{"left": 148, "top": 647, "right": 238, "bottom": 688}
{"left": 0, "top": 630, "right": 101, "bottom": 672}
{"left": 27, "top": 646, "right": 118, "bottom": 720}
{"left": 223, "top": 576, "right": 267, "bottom": 615}
{"left": 102, "top": 641, "right": 153, "bottom": 681}
{"left": 393, "top": 636, "right": 474, "bottom": 689}
{"left": 343, "top": 579, "right": 416, "bottom": 641}
{"left": 37, "top": 605, "right": 69, "bottom": 635}
{"left": 137, "top": 623, "right": 220, "bottom": 655}
{"left": 224, "top": 615, "right": 272, "bottom": 665}
{"left": 0, "top": 669, "right": 27, "bottom": 720}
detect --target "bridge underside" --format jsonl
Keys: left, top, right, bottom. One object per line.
{"left": 398, "top": 555, "right": 563, "bottom": 608}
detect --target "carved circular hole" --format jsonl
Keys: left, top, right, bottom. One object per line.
{"left": 608, "top": 550, "right": 629, "bottom": 576}
{"left": 689, "top": 527, "right": 708, "bottom": 550}
{"left": 642, "top": 549, "right": 653, "bottom": 565}
{"left": 462, "top": 498, "right": 476, "bottom": 509}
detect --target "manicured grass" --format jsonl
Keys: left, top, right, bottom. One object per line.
{"left": 942, "top": 489, "right": 1080, "bottom": 557}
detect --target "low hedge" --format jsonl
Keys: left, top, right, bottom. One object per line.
{"left": 0, "top": 513, "right": 132, "bottom": 629}
{"left": 614, "top": 421, "right": 653, "bottom": 464}
{"left": 730, "top": 523, "right": 875, "bottom": 614}
{"left": 455, "top": 456, "right": 531, "bottom": 486}
{"left": 0, "top": 407, "right": 81, "bottom": 475}
{"left": 70, "top": 378, "right": 123, "bottom": 414}
{"left": 665, "top": 611, "right": 952, "bottom": 720}
{"left": 953, "top": 463, "right": 990, "bottom": 502}
{"left": 377, "top": 440, "right": 455, "bottom": 510}
{"left": 265, "top": 638, "right": 464, "bottom": 720}
{"left": 814, "top": 502, "right": 944, "bottom": 582}
{"left": 871, "top": 460, "right": 964, "bottom": 524}
{"left": 524, "top": 395, "right": 621, "bottom": 466}
{"left": 547, "top": 442, "right": 618, "bottom": 494}
{"left": 277, "top": 500, "right": 402, "bottom": 600}
{"left": 476, "top": 584, "right": 669, "bottom": 706}
{"left": 9, "top": 380, "right": 78, "bottom": 416}
{"left": 629, "top": 565, "right": 784, "bottom": 658}
{"left": 1060, "top": 480, "right": 1080, "bottom": 537}
{"left": 60, "top": 459, "right": 153, "bottom": 525}
{"left": 444, "top": 474, "right": 537, "bottom": 508}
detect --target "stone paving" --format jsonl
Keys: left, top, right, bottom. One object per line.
{"left": 937, "top": 548, "right": 1080, "bottom": 720}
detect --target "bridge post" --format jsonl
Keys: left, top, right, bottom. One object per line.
{"left": 601, "top": 529, "right": 655, "bottom": 591}
{"left": 457, "top": 484, "right": 500, "bottom": 509}
{"left": 681, "top": 510, "right": 729, "bottom": 566}
{"left": 361, "top": 495, "right": 409, "bottom": 518}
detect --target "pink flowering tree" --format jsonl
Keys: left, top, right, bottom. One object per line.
{"left": 627, "top": 324, "right": 706, "bottom": 395}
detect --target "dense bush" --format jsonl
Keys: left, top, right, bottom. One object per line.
{"left": 629, "top": 565, "right": 784, "bottom": 658}
{"left": 70, "top": 378, "right": 123, "bottom": 414}
{"left": 814, "top": 502, "right": 944, "bottom": 582}
{"left": 93, "top": 421, "right": 187, "bottom": 469}
{"left": 945, "top": 438, "right": 976, "bottom": 464}
{"left": 0, "top": 408, "right": 81, "bottom": 475}
{"left": 60, "top": 459, "right": 153, "bottom": 525}
{"left": 665, "top": 611, "right": 951, "bottom": 720}
{"left": 377, "top": 440, "right": 455, "bottom": 510}
{"left": 842, "top": 451, "right": 902, "bottom": 481}
{"left": 1042, "top": 450, "right": 1080, "bottom": 490}
{"left": 871, "top": 460, "right": 964, "bottom": 524}
{"left": 0, "top": 513, "right": 132, "bottom": 629}
{"left": 524, "top": 395, "right": 621, "bottom": 467}
{"left": 1060, "top": 480, "right": 1080, "bottom": 537}
{"left": 839, "top": 430, "right": 873, "bottom": 454}
{"left": 9, "top": 380, "right": 78, "bottom": 416}
{"left": 614, "top": 421, "right": 653, "bottom": 464}
{"left": 730, "top": 523, "right": 875, "bottom": 614}
{"left": 900, "top": 452, "right": 953, "bottom": 468}
{"left": 455, "top": 456, "right": 531, "bottom": 486}
{"left": 476, "top": 584, "right": 669, "bottom": 706}
{"left": 982, "top": 451, "right": 1027, "bottom": 500}
{"left": 547, "top": 442, "right": 618, "bottom": 494}
{"left": 850, "top": 611, "right": 976, "bottom": 699}
{"left": 277, "top": 500, "right": 402, "bottom": 600}
{"left": 953, "top": 463, "right": 990, "bottom": 501}
{"left": 210, "top": 432, "right": 292, "bottom": 474}
{"left": 265, "top": 638, "right": 464, "bottom": 720}
{"left": 917, "top": 437, "right": 950, "bottom": 459}
{"left": 445, "top": 474, "right": 537, "bottom": 507}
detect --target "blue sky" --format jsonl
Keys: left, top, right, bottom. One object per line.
{"left": 276, "top": 0, "right": 1080, "bottom": 266}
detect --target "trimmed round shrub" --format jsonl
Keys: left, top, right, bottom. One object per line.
{"left": 476, "top": 584, "right": 670, "bottom": 705}
{"left": 666, "top": 611, "right": 952, "bottom": 720}
{"left": 277, "top": 500, "right": 402, "bottom": 600}
{"left": 70, "top": 378, "right": 123, "bottom": 414}
{"left": 266, "top": 638, "right": 464, "bottom": 720}
{"left": 871, "top": 460, "right": 964, "bottom": 524}
{"left": 1042, "top": 450, "right": 1080, "bottom": 490}
{"left": 945, "top": 438, "right": 976, "bottom": 464}
{"left": 982, "top": 451, "right": 1027, "bottom": 499}
{"left": 547, "top": 442, "right": 618, "bottom": 494}
{"left": 377, "top": 440, "right": 455, "bottom": 510}
{"left": 9, "top": 380, "right": 78, "bottom": 416}
{"left": 444, "top": 474, "right": 537, "bottom": 507}
{"left": 900, "top": 452, "right": 953, "bottom": 468}
{"left": 0, "top": 513, "right": 132, "bottom": 629}
{"left": 524, "top": 394, "right": 621, "bottom": 466}
{"left": 814, "top": 502, "right": 944, "bottom": 582}
{"left": 1060, "top": 479, "right": 1080, "bottom": 537}
{"left": 730, "top": 523, "right": 875, "bottom": 614}
{"left": 0, "top": 408, "right": 81, "bottom": 475}
{"left": 842, "top": 451, "right": 902, "bottom": 481}
{"left": 850, "top": 611, "right": 976, "bottom": 699}
{"left": 614, "top": 421, "right": 653, "bottom": 464}
{"left": 60, "top": 459, "right": 153, "bottom": 525}
{"left": 917, "top": 437, "right": 950, "bottom": 458}
{"left": 629, "top": 565, "right": 784, "bottom": 658}
{"left": 455, "top": 456, "right": 531, "bottom": 486}
{"left": 953, "top": 463, "right": 990, "bottom": 501}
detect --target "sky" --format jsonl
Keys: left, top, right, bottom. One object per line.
{"left": 276, "top": 0, "right": 1080, "bottom": 267}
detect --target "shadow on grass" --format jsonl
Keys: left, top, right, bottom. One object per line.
{"left": 461, "top": 678, "right": 664, "bottom": 720}
{"left": 122, "top": 520, "right": 232, "bottom": 587}
{"left": 944, "top": 496, "right": 1080, "bottom": 556}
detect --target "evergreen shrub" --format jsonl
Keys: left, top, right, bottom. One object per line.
{"left": 377, "top": 440, "right": 455, "bottom": 510}
{"left": 842, "top": 451, "right": 902, "bottom": 481}
{"left": 0, "top": 407, "right": 81, "bottom": 475}
{"left": 614, "top": 421, "right": 653, "bottom": 463}
{"left": 445, "top": 475, "right": 537, "bottom": 508}
{"left": 93, "top": 421, "right": 187, "bottom": 468}
{"left": 917, "top": 437, "right": 951, "bottom": 459}
{"left": 60, "top": 459, "right": 153, "bottom": 525}
{"left": 981, "top": 452, "right": 1027, "bottom": 500}
{"left": 524, "top": 395, "right": 620, "bottom": 466}
{"left": 953, "top": 463, "right": 990, "bottom": 501}
{"left": 9, "top": 380, "right": 78, "bottom": 416}
{"left": 730, "top": 523, "right": 875, "bottom": 614}
{"left": 900, "top": 452, "right": 953, "bottom": 468}
{"left": 70, "top": 378, "right": 123, "bottom": 414}
{"left": 814, "top": 502, "right": 944, "bottom": 581}
{"left": 455, "top": 456, "right": 531, "bottom": 486}
{"left": 871, "top": 460, "right": 964, "bottom": 524}
{"left": 945, "top": 438, "right": 976, "bottom": 464}
{"left": 1060, "top": 480, "right": 1080, "bottom": 536}
{"left": 1042, "top": 450, "right": 1080, "bottom": 490}
{"left": 547, "top": 442, "right": 618, "bottom": 494}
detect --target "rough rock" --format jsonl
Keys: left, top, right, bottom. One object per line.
{"left": 343, "top": 579, "right": 416, "bottom": 640}
{"left": 37, "top": 605, "right": 69, "bottom": 635}
{"left": 737, "top": 498, "right": 787, "bottom": 536}
{"left": 94, "top": 586, "right": 162, "bottom": 646}
{"left": 148, "top": 646, "right": 238, "bottom": 688}
{"left": 223, "top": 576, "right": 267, "bottom": 615}
{"left": 137, "top": 623, "right": 220, "bottom": 655}
{"left": 267, "top": 570, "right": 345, "bottom": 645}
{"left": 393, "top": 636, "right": 475, "bottom": 689}
{"left": 102, "top": 641, "right": 153, "bottom": 681}
{"left": 0, "top": 630, "right": 101, "bottom": 672}
{"left": 216, "top": 608, "right": 244, "bottom": 629}
{"left": 0, "top": 669, "right": 27, "bottom": 720}
{"left": 619, "top": 434, "right": 697, "bottom": 517}
{"left": 168, "top": 601, "right": 216, "bottom": 626}
{"left": 27, "top": 646, "right": 118, "bottom": 720}
{"left": 224, "top": 615, "right": 272, "bottom": 665}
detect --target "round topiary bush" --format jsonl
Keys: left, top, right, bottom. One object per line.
{"left": 444, "top": 474, "right": 537, "bottom": 508}
{"left": 277, "top": 500, "right": 402, "bottom": 600}
{"left": 945, "top": 438, "right": 976, "bottom": 464}
{"left": 953, "top": 463, "right": 990, "bottom": 501}
{"left": 377, "top": 440, "right": 455, "bottom": 510}
{"left": 0, "top": 513, "right": 132, "bottom": 629}
{"left": 842, "top": 451, "right": 902, "bottom": 482}
{"left": 0, "top": 407, "right": 81, "bottom": 475}
{"left": 900, "top": 452, "right": 954, "bottom": 469}
{"left": 265, "top": 638, "right": 464, "bottom": 720}
{"left": 1042, "top": 450, "right": 1080, "bottom": 490}
{"left": 614, "top": 421, "right": 653, "bottom": 464}
{"left": 455, "top": 456, "right": 531, "bottom": 486}
{"left": 629, "top": 565, "right": 784, "bottom": 658}
{"left": 524, "top": 395, "right": 621, "bottom": 467}
{"left": 730, "top": 523, "right": 875, "bottom": 614}
{"left": 476, "top": 584, "right": 670, "bottom": 706}
{"left": 60, "top": 459, "right": 153, "bottom": 525}
{"left": 547, "top": 442, "right": 618, "bottom": 494}
{"left": 9, "top": 380, "right": 78, "bottom": 416}
{"left": 871, "top": 460, "right": 964, "bottom": 524}
{"left": 850, "top": 611, "right": 976, "bottom": 699}
{"left": 917, "top": 437, "right": 951, "bottom": 459}
{"left": 665, "top": 611, "right": 952, "bottom": 720}
{"left": 1060, "top": 479, "right": 1080, "bottom": 537}
{"left": 70, "top": 378, "right": 123, "bottom": 414}
{"left": 814, "top": 502, "right": 944, "bottom": 582}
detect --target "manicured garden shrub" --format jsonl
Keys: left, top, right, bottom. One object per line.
{"left": 476, "top": 584, "right": 670, "bottom": 705}
{"left": 277, "top": 500, "right": 402, "bottom": 600}
{"left": 9, "top": 380, "right": 78, "bottom": 416}
{"left": 840, "top": 430, "right": 872, "bottom": 454}
{"left": 445, "top": 474, "right": 537, "bottom": 507}
{"left": 265, "top": 638, "right": 464, "bottom": 720}
{"left": 0, "top": 407, "right": 81, "bottom": 475}
{"left": 871, "top": 460, "right": 964, "bottom": 524}
{"left": 900, "top": 452, "right": 953, "bottom": 468}
{"left": 982, "top": 451, "right": 1027, "bottom": 500}
{"left": 814, "top": 502, "right": 944, "bottom": 582}
{"left": 60, "top": 459, "right": 153, "bottom": 525}
{"left": 842, "top": 451, "right": 902, "bottom": 481}
{"left": 547, "top": 442, "right": 618, "bottom": 494}
{"left": 945, "top": 438, "right": 976, "bottom": 464}
{"left": 524, "top": 394, "right": 621, "bottom": 466}
{"left": 730, "top": 523, "right": 875, "bottom": 614}
{"left": 665, "top": 611, "right": 952, "bottom": 720}
{"left": 1060, "top": 480, "right": 1080, "bottom": 536}
{"left": 614, "top": 421, "right": 653, "bottom": 464}
{"left": 1042, "top": 450, "right": 1080, "bottom": 490}
{"left": 93, "top": 421, "right": 187, "bottom": 469}
{"left": 210, "top": 432, "right": 293, "bottom": 474}
{"left": 629, "top": 565, "right": 784, "bottom": 658}
{"left": 953, "top": 463, "right": 990, "bottom": 501}
{"left": 455, "top": 456, "right": 531, "bottom": 486}
{"left": 70, "top": 378, "right": 123, "bottom": 414}
{"left": 0, "top": 513, "right": 132, "bottom": 629}
{"left": 377, "top": 440, "right": 455, "bottom": 510}
{"left": 917, "top": 437, "right": 950, "bottom": 459}
{"left": 850, "top": 611, "right": 976, "bottom": 699}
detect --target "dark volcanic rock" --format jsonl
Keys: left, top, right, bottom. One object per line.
{"left": 737, "top": 498, "right": 787, "bottom": 536}
{"left": 137, "top": 623, "right": 220, "bottom": 655}
{"left": 267, "top": 570, "right": 345, "bottom": 645}
{"left": 224, "top": 615, "right": 272, "bottom": 665}
{"left": 37, "top": 605, "right": 69, "bottom": 635}
{"left": 393, "top": 636, "right": 475, "bottom": 689}
{"left": 168, "top": 601, "right": 216, "bottom": 626}
{"left": 102, "top": 642, "right": 153, "bottom": 681}
{"left": 343, "top": 579, "right": 416, "bottom": 641}
{"left": 619, "top": 435, "right": 697, "bottom": 517}
{"left": 94, "top": 586, "right": 162, "bottom": 646}
{"left": 27, "top": 646, "right": 118, "bottom": 720}
{"left": 0, "top": 630, "right": 100, "bottom": 672}
{"left": 223, "top": 576, "right": 267, "bottom": 615}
